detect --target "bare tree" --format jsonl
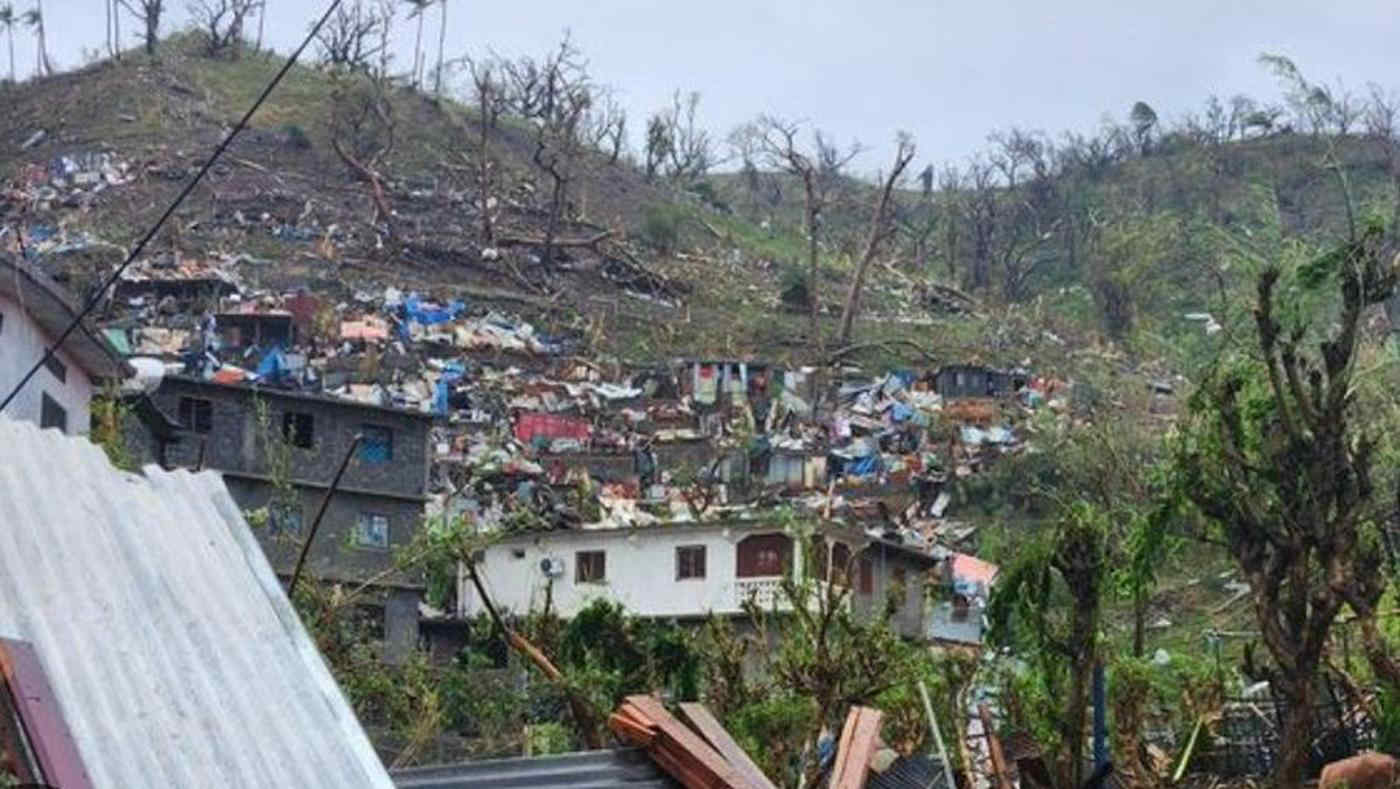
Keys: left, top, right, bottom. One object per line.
{"left": 584, "top": 89, "right": 626, "bottom": 164}
{"left": 403, "top": 0, "right": 430, "bottom": 88}
{"left": 747, "top": 116, "right": 861, "bottom": 351}
{"left": 433, "top": 0, "right": 446, "bottom": 96}
{"left": 188, "top": 0, "right": 255, "bottom": 58}
{"left": 117, "top": 0, "right": 162, "bottom": 55}
{"left": 465, "top": 54, "right": 507, "bottom": 243}
{"left": 643, "top": 111, "right": 671, "bottom": 182}
{"left": 329, "top": 71, "right": 396, "bottom": 228}
{"left": 836, "top": 131, "right": 916, "bottom": 346}
{"left": 528, "top": 34, "right": 593, "bottom": 270}
{"left": 663, "top": 90, "right": 716, "bottom": 182}
{"left": 314, "top": 0, "right": 388, "bottom": 71}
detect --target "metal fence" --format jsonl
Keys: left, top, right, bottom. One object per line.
{"left": 1190, "top": 679, "right": 1376, "bottom": 778}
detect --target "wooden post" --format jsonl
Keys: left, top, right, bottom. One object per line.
{"left": 919, "top": 680, "right": 958, "bottom": 789}
{"left": 978, "top": 703, "right": 1011, "bottom": 789}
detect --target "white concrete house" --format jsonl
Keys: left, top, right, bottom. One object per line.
{"left": 0, "top": 255, "right": 127, "bottom": 434}
{"left": 460, "top": 522, "right": 937, "bottom": 639}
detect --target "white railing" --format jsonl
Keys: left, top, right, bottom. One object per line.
{"left": 734, "top": 577, "right": 787, "bottom": 610}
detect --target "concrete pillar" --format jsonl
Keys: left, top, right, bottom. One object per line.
{"left": 384, "top": 587, "right": 420, "bottom": 664}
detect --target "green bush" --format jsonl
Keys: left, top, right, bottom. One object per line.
{"left": 640, "top": 205, "right": 685, "bottom": 253}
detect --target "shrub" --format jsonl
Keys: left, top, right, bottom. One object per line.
{"left": 640, "top": 205, "right": 685, "bottom": 254}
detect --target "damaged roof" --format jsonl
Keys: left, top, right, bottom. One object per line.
{"left": 0, "top": 254, "right": 129, "bottom": 379}
{"left": 0, "top": 417, "right": 394, "bottom": 789}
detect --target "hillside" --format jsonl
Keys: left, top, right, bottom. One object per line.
{"left": 0, "top": 36, "right": 1123, "bottom": 381}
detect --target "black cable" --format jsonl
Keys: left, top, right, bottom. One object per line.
{"left": 1, "top": 0, "right": 344, "bottom": 414}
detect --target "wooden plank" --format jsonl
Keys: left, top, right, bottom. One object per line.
{"left": 679, "top": 702, "right": 778, "bottom": 789}
{"left": 840, "top": 707, "right": 884, "bottom": 789}
{"left": 830, "top": 707, "right": 862, "bottom": 789}
{"left": 608, "top": 712, "right": 657, "bottom": 746}
{"left": 978, "top": 703, "right": 1011, "bottom": 789}
{"left": 0, "top": 638, "right": 95, "bottom": 789}
{"left": 624, "top": 696, "right": 751, "bottom": 789}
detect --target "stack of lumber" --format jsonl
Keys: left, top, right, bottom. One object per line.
{"left": 609, "top": 695, "right": 777, "bottom": 789}
{"left": 830, "top": 706, "right": 885, "bottom": 789}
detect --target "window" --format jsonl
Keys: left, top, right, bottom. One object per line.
{"left": 282, "top": 411, "right": 314, "bottom": 449}
{"left": 859, "top": 557, "right": 874, "bottom": 595}
{"left": 39, "top": 394, "right": 66, "bottom": 433}
{"left": 676, "top": 545, "right": 707, "bottom": 580}
{"left": 736, "top": 534, "right": 793, "bottom": 578}
{"left": 576, "top": 550, "right": 606, "bottom": 584}
{"left": 43, "top": 354, "right": 66, "bottom": 384}
{"left": 178, "top": 397, "right": 213, "bottom": 433}
{"left": 352, "top": 513, "right": 390, "bottom": 549}
{"left": 359, "top": 425, "right": 393, "bottom": 464}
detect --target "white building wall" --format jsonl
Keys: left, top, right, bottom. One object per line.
{"left": 461, "top": 526, "right": 930, "bottom": 639}
{"left": 462, "top": 525, "right": 769, "bottom": 619}
{"left": 0, "top": 292, "right": 95, "bottom": 434}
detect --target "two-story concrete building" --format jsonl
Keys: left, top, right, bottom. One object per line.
{"left": 0, "top": 255, "right": 128, "bottom": 434}
{"left": 126, "top": 375, "right": 433, "bottom": 658}
{"left": 459, "top": 521, "right": 936, "bottom": 640}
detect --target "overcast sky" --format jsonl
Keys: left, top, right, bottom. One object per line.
{"left": 12, "top": 0, "right": 1400, "bottom": 171}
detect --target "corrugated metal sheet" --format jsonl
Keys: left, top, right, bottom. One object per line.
{"left": 391, "top": 748, "right": 680, "bottom": 789}
{"left": 0, "top": 416, "right": 394, "bottom": 789}
{"left": 869, "top": 755, "right": 954, "bottom": 789}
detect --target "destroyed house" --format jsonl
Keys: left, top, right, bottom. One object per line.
{"left": 126, "top": 376, "right": 433, "bottom": 656}
{"left": 0, "top": 254, "right": 129, "bottom": 435}
{"left": 461, "top": 522, "right": 935, "bottom": 640}
{"left": 933, "top": 364, "right": 1024, "bottom": 399}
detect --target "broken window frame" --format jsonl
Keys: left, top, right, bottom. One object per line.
{"left": 575, "top": 550, "right": 606, "bottom": 584}
{"left": 352, "top": 512, "right": 390, "bottom": 550}
{"left": 178, "top": 397, "right": 213, "bottom": 434}
{"left": 359, "top": 425, "right": 393, "bottom": 464}
{"left": 675, "top": 545, "right": 707, "bottom": 580}
{"left": 281, "top": 411, "right": 315, "bottom": 449}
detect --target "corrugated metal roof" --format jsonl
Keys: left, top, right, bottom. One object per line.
{"left": 390, "top": 748, "right": 680, "bottom": 789}
{"left": 0, "top": 416, "right": 394, "bottom": 789}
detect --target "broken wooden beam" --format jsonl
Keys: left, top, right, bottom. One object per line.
{"left": 831, "top": 706, "right": 884, "bottom": 789}
{"left": 611, "top": 695, "right": 760, "bottom": 789}
{"left": 679, "top": 702, "right": 778, "bottom": 789}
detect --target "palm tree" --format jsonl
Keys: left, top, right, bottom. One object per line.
{"left": 403, "top": 0, "right": 430, "bottom": 89}
{"left": 22, "top": 1, "right": 50, "bottom": 77}
{"left": 433, "top": 0, "right": 446, "bottom": 96}
{"left": 0, "top": 5, "right": 15, "bottom": 84}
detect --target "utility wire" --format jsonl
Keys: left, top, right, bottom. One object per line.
{"left": 1, "top": 0, "right": 344, "bottom": 414}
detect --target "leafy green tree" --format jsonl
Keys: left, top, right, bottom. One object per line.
{"left": 1175, "top": 220, "right": 1396, "bottom": 788}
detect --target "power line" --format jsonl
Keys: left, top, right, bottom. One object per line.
{"left": 0, "top": 0, "right": 345, "bottom": 414}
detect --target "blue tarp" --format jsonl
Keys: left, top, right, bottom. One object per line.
{"left": 404, "top": 294, "right": 466, "bottom": 326}
{"left": 433, "top": 363, "right": 466, "bottom": 415}
{"left": 890, "top": 402, "right": 915, "bottom": 423}
{"left": 256, "top": 346, "right": 286, "bottom": 379}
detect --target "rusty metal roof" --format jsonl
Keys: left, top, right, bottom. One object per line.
{"left": 0, "top": 416, "right": 393, "bottom": 789}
